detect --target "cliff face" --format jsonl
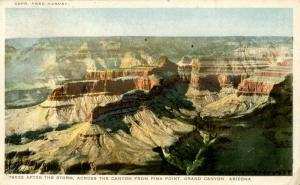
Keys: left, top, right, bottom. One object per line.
{"left": 5, "top": 106, "right": 195, "bottom": 174}
{"left": 178, "top": 65, "right": 192, "bottom": 82}
{"left": 85, "top": 69, "right": 150, "bottom": 80}
{"left": 35, "top": 51, "right": 293, "bottom": 123}
{"left": 178, "top": 57, "right": 292, "bottom": 118}
{"left": 237, "top": 81, "right": 274, "bottom": 96}
{"left": 48, "top": 77, "right": 160, "bottom": 100}
{"left": 119, "top": 51, "right": 148, "bottom": 68}
{"left": 15, "top": 56, "right": 178, "bottom": 134}
{"left": 237, "top": 59, "right": 292, "bottom": 96}
{"left": 151, "top": 56, "right": 178, "bottom": 75}
{"left": 49, "top": 56, "right": 177, "bottom": 101}
{"left": 5, "top": 94, "right": 121, "bottom": 136}
{"left": 198, "top": 59, "right": 292, "bottom": 118}
{"left": 5, "top": 82, "right": 196, "bottom": 174}
{"left": 190, "top": 75, "right": 222, "bottom": 91}
{"left": 46, "top": 55, "right": 292, "bottom": 119}
{"left": 104, "top": 77, "right": 160, "bottom": 94}
{"left": 187, "top": 58, "right": 270, "bottom": 92}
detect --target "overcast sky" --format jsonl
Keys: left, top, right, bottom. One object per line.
{"left": 5, "top": 8, "right": 293, "bottom": 38}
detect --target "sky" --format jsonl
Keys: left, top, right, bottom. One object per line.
{"left": 5, "top": 8, "right": 293, "bottom": 38}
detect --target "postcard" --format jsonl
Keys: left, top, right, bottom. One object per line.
{"left": 0, "top": 0, "right": 299, "bottom": 185}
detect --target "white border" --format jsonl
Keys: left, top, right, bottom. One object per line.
{"left": 0, "top": 1, "right": 299, "bottom": 185}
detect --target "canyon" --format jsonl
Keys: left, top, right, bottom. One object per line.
{"left": 5, "top": 37, "right": 293, "bottom": 175}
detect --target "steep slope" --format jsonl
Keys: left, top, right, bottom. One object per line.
{"left": 160, "top": 75, "right": 292, "bottom": 175}
{"left": 5, "top": 122, "right": 160, "bottom": 174}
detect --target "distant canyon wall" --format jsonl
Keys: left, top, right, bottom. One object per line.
{"left": 48, "top": 56, "right": 178, "bottom": 101}
{"left": 178, "top": 58, "right": 271, "bottom": 91}
{"left": 48, "top": 77, "right": 160, "bottom": 101}
{"left": 49, "top": 55, "right": 292, "bottom": 101}
{"left": 237, "top": 60, "right": 292, "bottom": 96}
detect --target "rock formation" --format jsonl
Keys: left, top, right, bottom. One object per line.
{"left": 49, "top": 56, "right": 177, "bottom": 101}
{"left": 189, "top": 58, "right": 271, "bottom": 91}
{"left": 120, "top": 51, "right": 148, "bottom": 68}
{"left": 237, "top": 59, "right": 292, "bottom": 96}
{"left": 5, "top": 37, "right": 293, "bottom": 175}
{"left": 5, "top": 122, "right": 160, "bottom": 174}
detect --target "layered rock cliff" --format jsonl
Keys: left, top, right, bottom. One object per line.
{"left": 6, "top": 56, "right": 179, "bottom": 136}
{"left": 48, "top": 76, "right": 160, "bottom": 100}
{"left": 199, "top": 59, "right": 292, "bottom": 118}
{"left": 189, "top": 58, "right": 271, "bottom": 91}
{"left": 49, "top": 56, "right": 177, "bottom": 101}
{"left": 237, "top": 59, "right": 292, "bottom": 96}
{"left": 5, "top": 88, "right": 195, "bottom": 173}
